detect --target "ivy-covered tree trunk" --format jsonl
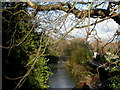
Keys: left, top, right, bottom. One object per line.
{"left": 2, "top": 2, "right": 51, "bottom": 90}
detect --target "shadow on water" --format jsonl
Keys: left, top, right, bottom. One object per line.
{"left": 48, "top": 61, "right": 77, "bottom": 89}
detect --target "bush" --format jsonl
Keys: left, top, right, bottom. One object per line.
{"left": 66, "top": 39, "right": 92, "bottom": 66}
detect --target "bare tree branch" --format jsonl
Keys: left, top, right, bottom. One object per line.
{"left": 23, "top": 1, "right": 120, "bottom": 25}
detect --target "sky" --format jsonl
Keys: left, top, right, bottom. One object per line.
{"left": 30, "top": 1, "right": 119, "bottom": 42}
{"left": 64, "top": 15, "right": 119, "bottom": 42}
{"left": 36, "top": 12, "right": 119, "bottom": 42}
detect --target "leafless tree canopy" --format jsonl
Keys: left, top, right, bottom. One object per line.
{"left": 25, "top": 1, "right": 120, "bottom": 25}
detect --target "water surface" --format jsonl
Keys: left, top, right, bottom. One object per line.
{"left": 48, "top": 61, "right": 77, "bottom": 88}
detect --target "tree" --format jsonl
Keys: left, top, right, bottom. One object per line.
{"left": 2, "top": 2, "right": 51, "bottom": 90}
{"left": 1, "top": 1, "right": 120, "bottom": 90}
{"left": 23, "top": 1, "right": 120, "bottom": 25}
{"left": 66, "top": 38, "right": 92, "bottom": 65}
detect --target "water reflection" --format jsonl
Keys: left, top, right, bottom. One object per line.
{"left": 48, "top": 61, "right": 77, "bottom": 88}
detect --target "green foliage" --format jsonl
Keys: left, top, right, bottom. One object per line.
{"left": 106, "top": 76, "right": 120, "bottom": 90}
{"left": 47, "top": 40, "right": 68, "bottom": 57}
{"left": 28, "top": 57, "right": 52, "bottom": 89}
{"left": 2, "top": 2, "right": 51, "bottom": 89}
{"left": 65, "top": 39, "right": 92, "bottom": 78}
{"left": 22, "top": 32, "right": 52, "bottom": 89}
{"left": 102, "top": 56, "right": 120, "bottom": 89}
{"left": 66, "top": 39, "right": 92, "bottom": 65}
{"left": 69, "top": 47, "right": 92, "bottom": 64}
{"left": 106, "top": 61, "right": 120, "bottom": 89}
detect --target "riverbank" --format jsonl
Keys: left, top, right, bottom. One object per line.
{"left": 48, "top": 59, "right": 100, "bottom": 89}
{"left": 66, "top": 61, "right": 100, "bottom": 89}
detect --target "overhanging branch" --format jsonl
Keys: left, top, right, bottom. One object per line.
{"left": 21, "top": 0, "right": 120, "bottom": 25}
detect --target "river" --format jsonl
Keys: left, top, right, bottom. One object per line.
{"left": 48, "top": 60, "right": 77, "bottom": 89}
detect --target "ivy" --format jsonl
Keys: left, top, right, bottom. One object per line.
{"left": 2, "top": 2, "right": 52, "bottom": 89}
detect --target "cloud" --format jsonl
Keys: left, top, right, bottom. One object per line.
{"left": 66, "top": 17, "right": 119, "bottom": 41}
{"left": 36, "top": 9, "right": 119, "bottom": 42}
{"left": 95, "top": 18, "right": 118, "bottom": 40}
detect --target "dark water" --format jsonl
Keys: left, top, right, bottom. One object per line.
{"left": 48, "top": 61, "right": 77, "bottom": 88}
